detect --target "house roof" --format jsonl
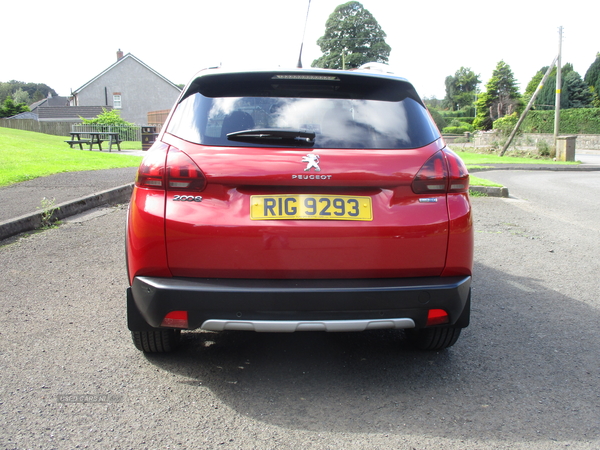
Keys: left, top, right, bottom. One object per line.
{"left": 71, "top": 53, "right": 181, "bottom": 94}
{"left": 38, "top": 106, "right": 110, "bottom": 120}
{"left": 7, "top": 111, "right": 39, "bottom": 120}
{"left": 29, "top": 96, "right": 69, "bottom": 113}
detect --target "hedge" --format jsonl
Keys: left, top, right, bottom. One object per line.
{"left": 521, "top": 108, "right": 600, "bottom": 134}
{"left": 442, "top": 126, "right": 471, "bottom": 134}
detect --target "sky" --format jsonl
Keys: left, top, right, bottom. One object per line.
{"left": 2, "top": 0, "right": 598, "bottom": 101}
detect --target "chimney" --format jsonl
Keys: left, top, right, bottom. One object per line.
{"left": 117, "top": 49, "right": 124, "bottom": 60}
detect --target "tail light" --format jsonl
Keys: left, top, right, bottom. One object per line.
{"left": 135, "top": 142, "right": 168, "bottom": 188}
{"left": 444, "top": 148, "right": 469, "bottom": 193}
{"left": 135, "top": 142, "right": 206, "bottom": 192}
{"left": 166, "top": 148, "right": 206, "bottom": 191}
{"left": 411, "top": 149, "right": 469, "bottom": 194}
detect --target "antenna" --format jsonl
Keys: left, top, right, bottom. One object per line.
{"left": 296, "top": 0, "right": 312, "bottom": 68}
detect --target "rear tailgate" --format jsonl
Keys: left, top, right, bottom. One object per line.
{"left": 163, "top": 134, "right": 449, "bottom": 279}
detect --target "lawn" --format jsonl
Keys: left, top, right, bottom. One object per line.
{"left": 470, "top": 175, "right": 501, "bottom": 187}
{"left": 0, "top": 127, "right": 143, "bottom": 187}
{"left": 453, "top": 149, "right": 579, "bottom": 166}
{"left": 1, "top": 127, "right": 569, "bottom": 189}
{"left": 451, "top": 149, "right": 579, "bottom": 187}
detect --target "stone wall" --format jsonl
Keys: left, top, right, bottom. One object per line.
{"left": 472, "top": 132, "right": 600, "bottom": 151}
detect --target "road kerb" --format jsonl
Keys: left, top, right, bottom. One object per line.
{"left": 0, "top": 183, "right": 133, "bottom": 241}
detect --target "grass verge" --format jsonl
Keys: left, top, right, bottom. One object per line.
{"left": 0, "top": 127, "right": 143, "bottom": 187}
{"left": 452, "top": 148, "right": 577, "bottom": 188}
{"left": 453, "top": 149, "right": 579, "bottom": 166}
{"left": 470, "top": 176, "right": 501, "bottom": 187}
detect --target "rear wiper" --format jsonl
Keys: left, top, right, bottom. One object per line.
{"left": 227, "top": 128, "right": 315, "bottom": 145}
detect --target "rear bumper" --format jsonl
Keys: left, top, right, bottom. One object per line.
{"left": 128, "top": 276, "right": 471, "bottom": 332}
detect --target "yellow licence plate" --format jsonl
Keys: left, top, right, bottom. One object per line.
{"left": 251, "top": 195, "right": 373, "bottom": 221}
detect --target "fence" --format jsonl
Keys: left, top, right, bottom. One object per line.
{"left": 1, "top": 119, "right": 144, "bottom": 141}
{"left": 0, "top": 119, "right": 72, "bottom": 136}
{"left": 71, "top": 124, "right": 141, "bottom": 141}
{"left": 147, "top": 110, "right": 170, "bottom": 131}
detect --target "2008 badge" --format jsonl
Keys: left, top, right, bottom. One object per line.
{"left": 173, "top": 195, "right": 203, "bottom": 202}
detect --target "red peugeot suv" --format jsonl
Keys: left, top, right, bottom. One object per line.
{"left": 126, "top": 67, "right": 473, "bottom": 353}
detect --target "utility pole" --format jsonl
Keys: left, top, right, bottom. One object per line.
{"left": 500, "top": 57, "right": 558, "bottom": 156}
{"left": 553, "top": 26, "right": 563, "bottom": 148}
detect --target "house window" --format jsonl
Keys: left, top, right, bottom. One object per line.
{"left": 113, "top": 94, "right": 122, "bottom": 109}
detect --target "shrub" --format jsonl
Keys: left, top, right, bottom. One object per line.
{"left": 493, "top": 112, "right": 519, "bottom": 135}
{"left": 537, "top": 140, "right": 552, "bottom": 156}
{"left": 427, "top": 108, "right": 447, "bottom": 131}
{"left": 521, "top": 108, "right": 600, "bottom": 134}
{"left": 442, "top": 126, "right": 471, "bottom": 134}
{"left": 81, "top": 108, "right": 137, "bottom": 140}
{"left": 82, "top": 108, "right": 133, "bottom": 126}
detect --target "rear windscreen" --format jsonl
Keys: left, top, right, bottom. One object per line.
{"left": 166, "top": 72, "right": 440, "bottom": 149}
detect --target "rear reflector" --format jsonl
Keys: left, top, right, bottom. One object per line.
{"left": 161, "top": 311, "right": 189, "bottom": 328}
{"left": 426, "top": 309, "right": 450, "bottom": 326}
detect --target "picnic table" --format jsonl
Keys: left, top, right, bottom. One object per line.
{"left": 65, "top": 132, "right": 122, "bottom": 151}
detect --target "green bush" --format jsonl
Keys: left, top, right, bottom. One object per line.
{"left": 442, "top": 126, "right": 471, "bottom": 134}
{"left": 81, "top": 108, "right": 137, "bottom": 140}
{"left": 521, "top": 108, "right": 600, "bottom": 134}
{"left": 441, "top": 108, "right": 475, "bottom": 118}
{"left": 443, "top": 119, "right": 473, "bottom": 135}
{"left": 428, "top": 108, "right": 447, "bottom": 131}
{"left": 493, "top": 112, "right": 518, "bottom": 135}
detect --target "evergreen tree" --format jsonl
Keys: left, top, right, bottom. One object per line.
{"left": 312, "top": 1, "right": 391, "bottom": 69}
{"left": 524, "top": 67, "right": 548, "bottom": 98}
{"left": 584, "top": 53, "right": 600, "bottom": 107}
{"left": 531, "top": 63, "right": 592, "bottom": 109}
{"left": 473, "top": 61, "right": 520, "bottom": 130}
{"left": 0, "top": 96, "right": 30, "bottom": 118}
{"left": 564, "top": 71, "right": 593, "bottom": 108}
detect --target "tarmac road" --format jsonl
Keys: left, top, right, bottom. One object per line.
{"left": 0, "top": 171, "right": 599, "bottom": 449}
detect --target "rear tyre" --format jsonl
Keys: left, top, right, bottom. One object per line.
{"left": 408, "top": 327, "right": 461, "bottom": 351}
{"left": 132, "top": 329, "right": 181, "bottom": 353}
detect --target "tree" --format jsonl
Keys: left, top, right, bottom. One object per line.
{"left": 528, "top": 63, "right": 592, "bottom": 109}
{"left": 423, "top": 96, "right": 444, "bottom": 110}
{"left": 0, "top": 81, "right": 57, "bottom": 105}
{"left": 12, "top": 88, "right": 30, "bottom": 105}
{"left": 584, "top": 53, "right": 600, "bottom": 107}
{"left": 524, "top": 67, "right": 547, "bottom": 99}
{"left": 0, "top": 96, "right": 30, "bottom": 118}
{"left": 312, "top": 1, "right": 391, "bottom": 70}
{"left": 564, "top": 71, "right": 593, "bottom": 108}
{"left": 443, "top": 67, "right": 480, "bottom": 111}
{"left": 473, "top": 61, "right": 520, "bottom": 130}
